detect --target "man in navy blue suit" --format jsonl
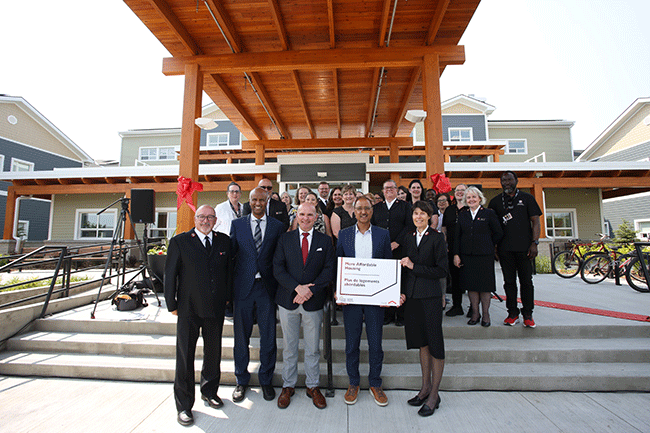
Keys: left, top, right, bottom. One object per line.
{"left": 273, "top": 202, "right": 335, "bottom": 409}
{"left": 230, "top": 187, "right": 285, "bottom": 403}
{"left": 336, "top": 196, "right": 393, "bottom": 407}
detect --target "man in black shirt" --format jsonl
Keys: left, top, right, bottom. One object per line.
{"left": 488, "top": 171, "right": 542, "bottom": 328}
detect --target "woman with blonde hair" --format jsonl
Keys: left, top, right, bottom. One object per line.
{"left": 291, "top": 190, "right": 333, "bottom": 237}
{"left": 330, "top": 184, "right": 357, "bottom": 238}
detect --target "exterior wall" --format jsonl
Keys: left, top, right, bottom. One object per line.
{"left": 119, "top": 132, "right": 180, "bottom": 166}
{"left": 602, "top": 192, "right": 650, "bottom": 238}
{"left": 544, "top": 188, "right": 602, "bottom": 240}
{"left": 0, "top": 102, "right": 81, "bottom": 161}
{"left": 18, "top": 199, "right": 50, "bottom": 241}
{"left": 442, "top": 104, "right": 483, "bottom": 115}
{"left": 488, "top": 125, "right": 574, "bottom": 162}
{"left": 596, "top": 140, "right": 650, "bottom": 162}
{"left": 441, "top": 115, "right": 487, "bottom": 141}
{"left": 589, "top": 104, "right": 650, "bottom": 160}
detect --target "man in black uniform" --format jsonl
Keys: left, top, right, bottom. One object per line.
{"left": 488, "top": 171, "right": 542, "bottom": 328}
{"left": 371, "top": 179, "right": 414, "bottom": 325}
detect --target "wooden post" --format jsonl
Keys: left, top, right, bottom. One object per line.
{"left": 3, "top": 187, "right": 17, "bottom": 240}
{"left": 177, "top": 63, "right": 203, "bottom": 233}
{"left": 531, "top": 182, "right": 546, "bottom": 239}
{"left": 422, "top": 54, "right": 444, "bottom": 178}
{"left": 124, "top": 189, "right": 134, "bottom": 240}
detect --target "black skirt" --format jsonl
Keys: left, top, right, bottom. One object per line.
{"left": 404, "top": 296, "right": 444, "bottom": 360}
{"left": 459, "top": 254, "right": 496, "bottom": 293}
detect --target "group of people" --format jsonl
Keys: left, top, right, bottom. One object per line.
{"left": 164, "top": 172, "right": 541, "bottom": 426}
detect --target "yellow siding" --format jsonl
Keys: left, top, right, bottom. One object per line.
{"left": 591, "top": 105, "right": 650, "bottom": 159}
{"left": 0, "top": 103, "right": 81, "bottom": 161}
{"left": 442, "top": 103, "right": 483, "bottom": 115}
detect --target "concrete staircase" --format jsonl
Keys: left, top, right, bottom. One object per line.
{"left": 2, "top": 296, "right": 650, "bottom": 392}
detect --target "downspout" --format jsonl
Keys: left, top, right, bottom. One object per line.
{"left": 12, "top": 196, "right": 30, "bottom": 253}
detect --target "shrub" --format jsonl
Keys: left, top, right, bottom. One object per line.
{"left": 535, "top": 255, "right": 552, "bottom": 274}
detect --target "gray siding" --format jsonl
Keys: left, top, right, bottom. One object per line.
{"left": 603, "top": 194, "right": 650, "bottom": 237}
{"left": 595, "top": 140, "right": 650, "bottom": 162}
{"left": 200, "top": 120, "right": 241, "bottom": 148}
{"left": 18, "top": 199, "right": 50, "bottom": 241}
{"left": 442, "top": 115, "right": 486, "bottom": 141}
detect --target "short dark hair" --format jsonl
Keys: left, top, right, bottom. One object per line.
{"left": 502, "top": 170, "right": 518, "bottom": 181}
{"left": 227, "top": 181, "right": 240, "bottom": 191}
{"left": 408, "top": 179, "right": 424, "bottom": 189}
{"left": 412, "top": 200, "right": 433, "bottom": 217}
{"left": 319, "top": 181, "right": 329, "bottom": 187}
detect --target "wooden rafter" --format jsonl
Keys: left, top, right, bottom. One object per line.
{"left": 162, "top": 46, "right": 466, "bottom": 75}
{"left": 148, "top": 0, "right": 201, "bottom": 55}
{"left": 378, "top": 0, "right": 392, "bottom": 47}
{"left": 209, "top": 73, "right": 265, "bottom": 140}
{"left": 332, "top": 69, "right": 341, "bottom": 138}
{"left": 204, "top": 0, "right": 243, "bottom": 53}
{"left": 327, "top": 0, "right": 335, "bottom": 49}
{"left": 268, "top": 0, "right": 289, "bottom": 51}
{"left": 426, "top": 0, "right": 451, "bottom": 45}
{"left": 291, "top": 71, "right": 315, "bottom": 138}
{"left": 390, "top": 66, "right": 421, "bottom": 137}
{"left": 365, "top": 68, "right": 381, "bottom": 137}
{"left": 242, "top": 137, "right": 412, "bottom": 150}
{"left": 248, "top": 72, "right": 290, "bottom": 139}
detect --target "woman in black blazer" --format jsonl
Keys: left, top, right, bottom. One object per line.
{"left": 399, "top": 201, "right": 449, "bottom": 417}
{"left": 453, "top": 187, "right": 503, "bottom": 327}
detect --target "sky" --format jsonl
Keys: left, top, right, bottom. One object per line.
{"left": 2, "top": 0, "right": 649, "bottom": 161}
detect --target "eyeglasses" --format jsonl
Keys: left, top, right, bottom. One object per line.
{"left": 354, "top": 206, "right": 372, "bottom": 211}
{"left": 195, "top": 215, "right": 217, "bottom": 221}
{"left": 260, "top": 185, "right": 273, "bottom": 190}
{"left": 228, "top": 189, "right": 241, "bottom": 194}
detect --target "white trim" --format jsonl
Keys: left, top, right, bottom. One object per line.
{"left": 149, "top": 207, "right": 177, "bottom": 239}
{"left": 545, "top": 208, "right": 578, "bottom": 239}
{"left": 0, "top": 190, "right": 7, "bottom": 196}
{"left": 441, "top": 95, "right": 495, "bottom": 115}
{"left": 633, "top": 218, "right": 650, "bottom": 240}
{"left": 118, "top": 128, "right": 181, "bottom": 138}
{"left": 48, "top": 194, "right": 55, "bottom": 240}
{"left": 448, "top": 127, "right": 473, "bottom": 142}
{"left": 489, "top": 120, "right": 575, "bottom": 129}
{"left": 0, "top": 154, "right": 4, "bottom": 172}
{"left": 74, "top": 208, "right": 118, "bottom": 240}
{"left": 138, "top": 145, "right": 178, "bottom": 161}
{"left": 205, "top": 131, "right": 232, "bottom": 147}
{"left": 603, "top": 190, "right": 650, "bottom": 203}
{"left": 505, "top": 139, "right": 528, "bottom": 155}
{"left": 17, "top": 220, "right": 29, "bottom": 239}
{"left": 10, "top": 157, "right": 34, "bottom": 172}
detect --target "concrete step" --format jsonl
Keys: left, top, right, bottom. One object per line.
{"left": 8, "top": 331, "right": 650, "bottom": 364}
{"left": 1, "top": 350, "right": 648, "bottom": 392}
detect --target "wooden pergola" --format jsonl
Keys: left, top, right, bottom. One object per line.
{"left": 122, "top": 0, "right": 481, "bottom": 231}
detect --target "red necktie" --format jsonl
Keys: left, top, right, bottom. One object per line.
{"left": 302, "top": 232, "right": 309, "bottom": 265}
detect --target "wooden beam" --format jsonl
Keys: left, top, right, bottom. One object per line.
{"left": 148, "top": 0, "right": 201, "bottom": 55}
{"left": 268, "top": 0, "right": 289, "bottom": 50}
{"left": 204, "top": 0, "right": 243, "bottom": 53}
{"left": 177, "top": 63, "right": 203, "bottom": 233}
{"left": 389, "top": 141, "right": 399, "bottom": 163}
{"left": 531, "top": 182, "right": 546, "bottom": 239}
{"left": 390, "top": 66, "right": 421, "bottom": 137}
{"left": 242, "top": 137, "right": 413, "bottom": 150}
{"left": 3, "top": 187, "right": 16, "bottom": 240}
{"left": 162, "top": 45, "right": 466, "bottom": 75}
{"left": 426, "top": 0, "right": 451, "bottom": 45}
{"left": 327, "top": 0, "right": 335, "bottom": 48}
{"left": 291, "top": 71, "right": 315, "bottom": 138}
{"left": 248, "top": 72, "right": 290, "bottom": 139}
{"left": 255, "top": 143, "right": 265, "bottom": 165}
{"left": 378, "top": 0, "right": 392, "bottom": 47}
{"left": 208, "top": 73, "right": 265, "bottom": 139}
{"left": 422, "top": 54, "right": 444, "bottom": 177}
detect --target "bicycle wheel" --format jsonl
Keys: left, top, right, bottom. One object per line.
{"left": 580, "top": 254, "right": 612, "bottom": 284}
{"left": 625, "top": 255, "right": 650, "bottom": 293}
{"left": 552, "top": 250, "right": 581, "bottom": 278}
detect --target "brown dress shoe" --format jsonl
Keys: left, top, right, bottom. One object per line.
{"left": 306, "top": 387, "right": 327, "bottom": 409}
{"left": 344, "top": 385, "right": 359, "bottom": 405}
{"left": 277, "top": 387, "right": 294, "bottom": 409}
{"left": 370, "top": 386, "right": 388, "bottom": 406}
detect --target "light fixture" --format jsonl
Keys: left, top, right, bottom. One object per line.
{"left": 405, "top": 110, "right": 427, "bottom": 123}
{"left": 194, "top": 118, "right": 219, "bottom": 130}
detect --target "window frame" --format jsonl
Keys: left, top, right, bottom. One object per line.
{"left": 448, "top": 127, "right": 473, "bottom": 142}
{"left": 74, "top": 208, "right": 118, "bottom": 240}
{"left": 17, "top": 220, "right": 29, "bottom": 239}
{"left": 506, "top": 139, "right": 528, "bottom": 155}
{"left": 138, "top": 146, "right": 177, "bottom": 161}
{"left": 634, "top": 218, "right": 650, "bottom": 240}
{"left": 545, "top": 208, "right": 577, "bottom": 239}
{"left": 205, "top": 132, "right": 231, "bottom": 147}
{"left": 0, "top": 154, "right": 4, "bottom": 172}
{"left": 148, "top": 208, "right": 178, "bottom": 239}
{"left": 10, "top": 157, "right": 34, "bottom": 172}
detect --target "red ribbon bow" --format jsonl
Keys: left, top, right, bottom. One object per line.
{"left": 176, "top": 176, "right": 203, "bottom": 212}
{"left": 429, "top": 173, "right": 452, "bottom": 194}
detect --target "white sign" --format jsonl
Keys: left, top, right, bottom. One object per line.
{"left": 336, "top": 257, "right": 401, "bottom": 306}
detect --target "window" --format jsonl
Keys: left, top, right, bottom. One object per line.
{"left": 506, "top": 139, "right": 527, "bottom": 154}
{"left": 17, "top": 220, "right": 29, "bottom": 239}
{"left": 546, "top": 209, "right": 576, "bottom": 238}
{"left": 0, "top": 155, "right": 4, "bottom": 171}
{"left": 11, "top": 157, "right": 34, "bottom": 172}
{"left": 634, "top": 219, "right": 650, "bottom": 240}
{"left": 449, "top": 128, "right": 472, "bottom": 142}
{"left": 603, "top": 221, "right": 611, "bottom": 238}
{"left": 206, "top": 132, "right": 230, "bottom": 147}
{"left": 139, "top": 146, "right": 177, "bottom": 161}
{"left": 148, "top": 210, "right": 177, "bottom": 239}
{"left": 75, "top": 209, "right": 117, "bottom": 239}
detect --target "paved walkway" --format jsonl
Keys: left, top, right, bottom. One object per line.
{"left": 1, "top": 271, "right": 649, "bottom": 432}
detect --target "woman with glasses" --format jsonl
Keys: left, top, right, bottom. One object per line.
{"left": 434, "top": 193, "right": 450, "bottom": 232}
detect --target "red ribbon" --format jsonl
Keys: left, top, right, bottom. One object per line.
{"left": 176, "top": 176, "right": 203, "bottom": 212}
{"left": 429, "top": 173, "right": 452, "bottom": 194}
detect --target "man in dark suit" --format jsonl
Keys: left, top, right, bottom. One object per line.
{"left": 164, "top": 204, "right": 231, "bottom": 426}
{"left": 371, "top": 179, "right": 414, "bottom": 325}
{"left": 243, "top": 178, "right": 290, "bottom": 231}
{"left": 336, "top": 196, "right": 393, "bottom": 407}
{"left": 317, "top": 181, "right": 330, "bottom": 215}
{"left": 230, "top": 187, "right": 285, "bottom": 403}
{"left": 273, "top": 202, "right": 335, "bottom": 409}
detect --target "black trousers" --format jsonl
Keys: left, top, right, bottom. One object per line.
{"left": 447, "top": 253, "right": 463, "bottom": 308}
{"left": 498, "top": 250, "right": 534, "bottom": 317}
{"left": 174, "top": 309, "right": 225, "bottom": 412}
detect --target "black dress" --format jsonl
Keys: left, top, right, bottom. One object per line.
{"left": 332, "top": 206, "right": 356, "bottom": 233}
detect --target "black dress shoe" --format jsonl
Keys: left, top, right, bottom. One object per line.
{"left": 481, "top": 321, "right": 491, "bottom": 327}
{"left": 201, "top": 394, "right": 224, "bottom": 409}
{"left": 232, "top": 384, "right": 247, "bottom": 402}
{"left": 417, "top": 396, "right": 441, "bottom": 417}
{"left": 177, "top": 410, "right": 194, "bottom": 426}
{"left": 445, "top": 306, "right": 463, "bottom": 317}
{"left": 466, "top": 309, "right": 472, "bottom": 318}
{"left": 395, "top": 321, "right": 404, "bottom": 327}
{"left": 407, "top": 393, "right": 429, "bottom": 406}
{"left": 262, "top": 384, "right": 276, "bottom": 401}
{"left": 467, "top": 318, "right": 480, "bottom": 325}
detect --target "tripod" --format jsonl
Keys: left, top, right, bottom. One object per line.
{"left": 90, "top": 197, "right": 161, "bottom": 319}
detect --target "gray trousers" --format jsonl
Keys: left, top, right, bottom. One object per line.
{"left": 278, "top": 305, "right": 323, "bottom": 388}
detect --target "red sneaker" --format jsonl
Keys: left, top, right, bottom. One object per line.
{"left": 503, "top": 315, "right": 519, "bottom": 326}
{"left": 523, "top": 317, "right": 536, "bottom": 328}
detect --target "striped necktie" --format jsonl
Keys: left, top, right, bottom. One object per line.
{"left": 253, "top": 219, "right": 262, "bottom": 253}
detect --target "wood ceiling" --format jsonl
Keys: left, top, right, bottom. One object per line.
{"left": 124, "top": 0, "right": 481, "bottom": 142}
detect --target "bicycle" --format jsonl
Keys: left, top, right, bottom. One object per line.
{"left": 624, "top": 242, "right": 650, "bottom": 293}
{"left": 579, "top": 245, "right": 635, "bottom": 284}
{"left": 551, "top": 236, "right": 609, "bottom": 278}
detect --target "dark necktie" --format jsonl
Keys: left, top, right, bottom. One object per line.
{"left": 302, "top": 232, "right": 309, "bottom": 265}
{"left": 205, "top": 236, "right": 211, "bottom": 254}
{"left": 254, "top": 219, "right": 262, "bottom": 253}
